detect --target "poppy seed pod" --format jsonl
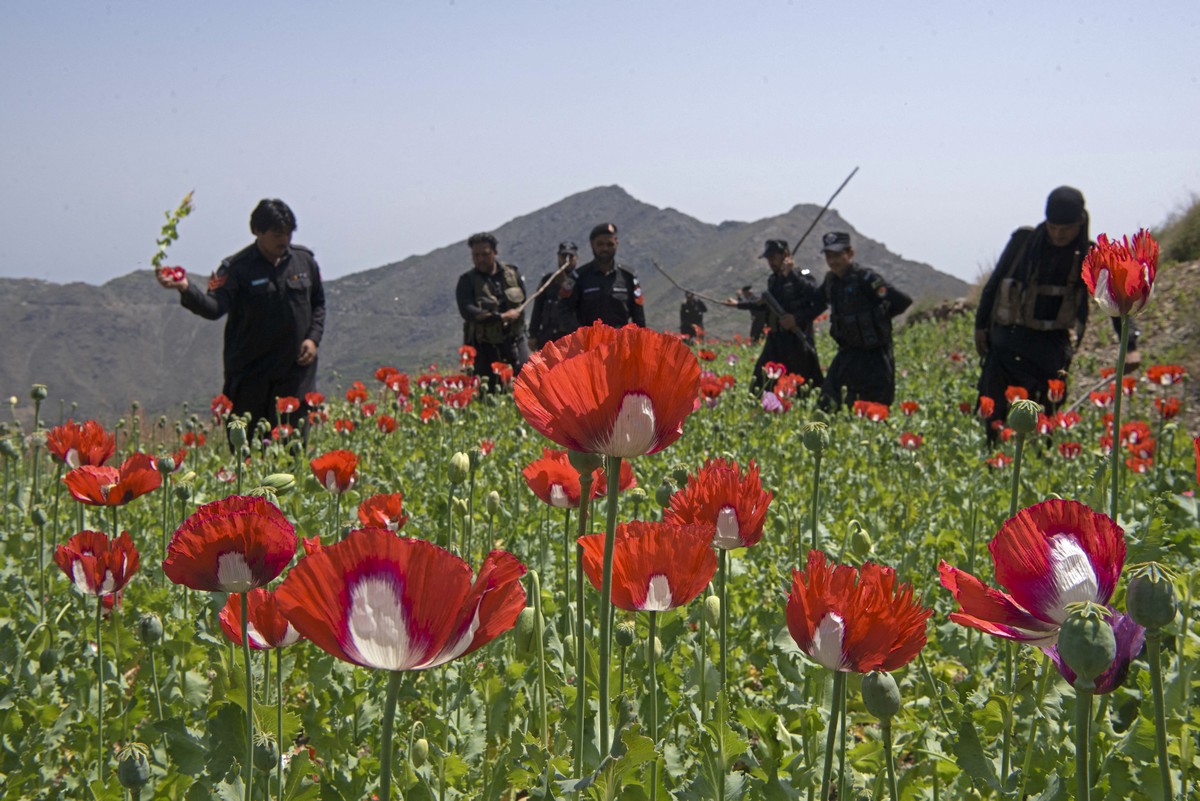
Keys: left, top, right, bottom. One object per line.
{"left": 30, "top": 384, "right": 48, "bottom": 401}
{"left": 412, "top": 737, "right": 429, "bottom": 768}
{"left": 671, "top": 467, "right": 689, "bottom": 487}
{"left": 0, "top": 439, "right": 18, "bottom": 459}
{"left": 38, "top": 647, "right": 58, "bottom": 674}
{"left": 1007, "top": 399, "right": 1043, "bottom": 435}
{"left": 156, "top": 456, "right": 176, "bottom": 475}
{"left": 614, "top": 620, "right": 636, "bottom": 648}
{"left": 116, "top": 743, "right": 151, "bottom": 790}
{"left": 1058, "top": 604, "right": 1117, "bottom": 690}
{"left": 31, "top": 506, "right": 48, "bottom": 528}
{"left": 567, "top": 449, "right": 603, "bottom": 476}
{"left": 1126, "top": 566, "right": 1177, "bottom": 630}
{"left": 801, "top": 422, "right": 830, "bottom": 453}
{"left": 228, "top": 421, "right": 247, "bottom": 449}
{"left": 139, "top": 613, "right": 164, "bottom": 644}
{"left": 485, "top": 490, "right": 501, "bottom": 516}
{"left": 253, "top": 733, "right": 279, "bottom": 772}
{"left": 448, "top": 452, "right": 470, "bottom": 485}
{"left": 654, "top": 478, "right": 675, "bottom": 508}
{"left": 862, "top": 670, "right": 901, "bottom": 720}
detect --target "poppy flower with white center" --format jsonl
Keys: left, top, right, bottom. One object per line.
{"left": 1125, "top": 456, "right": 1152, "bottom": 474}
{"left": 513, "top": 322, "right": 700, "bottom": 459}
{"left": 459, "top": 345, "right": 476, "bottom": 367}
{"left": 276, "top": 397, "right": 301, "bottom": 415}
{"left": 1089, "top": 390, "right": 1114, "bottom": 409}
{"left": 579, "top": 521, "right": 716, "bottom": 612}
{"left": 1081, "top": 229, "right": 1158, "bottom": 317}
{"left": 853, "top": 401, "right": 889, "bottom": 421}
{"left": 898, "top": 432, "right": 923, "bottom": 451}
{"left": 357, "top": 492, "right": 408, "bottom": 531}
{"left": 1005, "top": 386, "right": 1029, "bottom": 404}
{"left": 63, "top": 453, "right": 162, "bottom": 506}
{"left": 664, "top": 458, "right": 772, "bottom": 550}
{"left": 763, "top": 362, "right": 786, "bottom": 380}
{"left": 211, "top": 394, "right": 234, "bottom": 417}
{"left": 1155, "top": 397, "right": 1180, "bottom": 420}
{"left": 522, "top": 448, "right": 636, "bottom": 509}
{"left": 219, "top": 588, "right": 303, "bottom": 650}
{"left": 1145, "top": 364, "right": 1186, "bottom": 386}
{"left": 305, "top": 391, "right": 325, "bottom": 408}
{"left": 786, "top": 550, "right": 931, "bottom": 673}
{"left": 1059, "top": 442, "right": 1082, "bottom": 460}
{"left": 345, "top": 381, "right": 368, "bottom": 405}
{"left": 977, "top": 396, "right": 995, "bottom": 419}
{"left": 1046, "top": 380, "right": 1066, "bottom": 404}
{"left": 938, "top": 499, "right": 1125, "bottom": 646}
{"left": 163, "top": 495, "right": 296, "bottom": 593}
{"left": 899, "top": 401, "right": 919, "bottom": 416}
{"left": 54, "top": 530, "right": 140, "bottom": 597}
{"left": 375, "top": 365, "right": 399, "bottom": 384}
{"left": 275, "top": 529, "right": 526, "bottom": 671}
{"left": 45, "top": 419, "right": 116, "bottom": 468}
{"left": 310, "top": 450, "right": 358, "bottom": 494}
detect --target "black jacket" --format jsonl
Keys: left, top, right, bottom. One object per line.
{"left": 570, "top": 261, "right": 646, "bottom": 328}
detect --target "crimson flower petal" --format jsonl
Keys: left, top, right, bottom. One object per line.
{"left": 163, "top": 495, "right": 296, "bottom": 592}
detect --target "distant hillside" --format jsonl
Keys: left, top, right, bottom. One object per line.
{"left": 1, "top": 185, "right": 968, "bottom": 422}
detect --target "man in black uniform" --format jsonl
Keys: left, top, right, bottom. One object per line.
{"left": 727, "top": 239, "right": 826, "bottom": 392}
{"left": 679, "top": 292, "right": 707, "bottom": 337}
{"left": 974, "top": 187, "right": 1138, "bottom": 437}
{"left": 528, "top": 242, "right": 580, "bottom": 350}
{"left": 156, "top": 198, "right": 325, "bottom": 434}
{"left": 818, "top": 231, "right": 912, "bottom": 411}
{"left": 739, "top": 285, "right": 768, "bottom": 343}
{"left": 455, "top": 232, "right": 529, "bottom": 390}
{"left": 570, "top": 223, "right": 646, "bottom": 329}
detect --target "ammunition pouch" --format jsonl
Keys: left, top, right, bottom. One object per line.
{"left": 831, "top": 308, "right": 888, "bottom": 350}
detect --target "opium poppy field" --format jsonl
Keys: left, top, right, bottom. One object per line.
{"left": 2, "top": 278, "right": 1199, "bottom": 799}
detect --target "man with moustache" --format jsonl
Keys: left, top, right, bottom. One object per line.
{"left": 570, "top": 222, "right": 646, "bottom": 328}
{"left": 456, "top": 231, "right": 529, "bottom": 390}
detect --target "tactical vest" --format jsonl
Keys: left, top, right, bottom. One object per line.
{"left": 990, "top": 229, "right": 1086, "bottom": 332}
{"left": 826, "top": 268, "right": 890, "bottom": 350}
{"left": 466, "top": 263, "right": 526, "bottom": 345}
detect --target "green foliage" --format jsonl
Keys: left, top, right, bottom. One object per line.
{"left": 1156, "top": 193, "right": 1200, "bottom": 263}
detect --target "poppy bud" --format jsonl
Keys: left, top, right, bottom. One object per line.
{"left": 485, "top": 490, "right": 501, "bottom": 515}
{"left": 30, "top": 384, "right": 48, "bottom": 401}
{"left": 0, "top": 439, "right": 17, "bottom": 459}
{"left": 862, "top": 670, "right": 901, "bottom": 720}
{"left": 615, "top": 620, "right": 636, "bottom": 648}
{"left": 567, "top": 450, "right": 603, "bottom": 476}
{"left": 156, "top": 456, "right": 176, "bottom": 475}
{"left": 671, "top": 467, "right": 689, "bottom": 487}
{"left": 514, "top": 606, "right": 541, "bottom": 657}
{"left": 1126, "top": 564, "right": 1177, "bottom": 630}
{"left": 412, "top": 737, "right": 429, "bottom": 768}
{"left": 443, "top": 407, "right": 457, "bottom": 423}
{"left": 131, "top": 401, "right": 140, "bottom": 411}
{"left": 31, "top": 506, "right": 48, "bottom": 528}
{"left": 452, "top": 497, "right": 469, "bottom": 517}
{"left": 117, "top": 743, "right": 151, "bottom": 789}
{"left": 173, "top": 484, "right": 191, "bottom": 502}
{"left": 260, "top": 473, "right": 296, "bottom": 494}
{"left": 1058, "top": 603, "right": 1117, "bottom": 690}
{"left": 704, "top": 595, "right": 721, "bottom": 628}
{"left": 38, "top": 647, "right": 58, "bottom": 674}
{"left": 469, "top": 448, "right": 482, "bottom": 470}
{"left": 1007, "top": 399, "right": 1042, "bottom": 435}
{"left": 228, "top": 421, "right": 247, "bottom": 449}
{"left": 647, "top": 635, "right": 662, "bottom": 662}
{"left": 849, "top": 526, "right": 873, "bottom": 559}
{"left": 626, "top": 487, "right": 648, "bottom": 503}
{"left": 253, "top": 733, "right": 279, "bottom": 772}
{"left": 7, "top": 396, "right": 17, "bottom": 407}
{"left": 654, "top": 478, "right": 675, "bottom": 508}
{"left": 448, "top": 452, "right": 470, "bottom": 485}
{"left": 801, "top": 422, "right": 830, "bottom": 453}
{"left": 139, "top": 613, "right": 164, "bottom": 644}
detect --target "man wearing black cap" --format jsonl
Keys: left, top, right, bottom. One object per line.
{"left": 818, "top": 231, "right": 912, "bottom": 411}
{"left": 726, "top": 239, "right": 826, "bottom": 392}
{"left": 529, "top": 242, "right": 580, "bottom": 350}
{"left": 569, "top": 223, "right": 646, "bottom": 329}
{"left": 973, "top": 187, "right": 1136, "bottom": 437}
{"left": 456, "top": 232, "right": 529, "bottom": 390}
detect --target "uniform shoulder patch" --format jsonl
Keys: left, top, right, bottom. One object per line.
{"left": 207, "top": 271, "right": 228, "bottom": 291}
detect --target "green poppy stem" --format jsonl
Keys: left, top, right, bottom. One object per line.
{"left": 276, "top": 648, "right": 284, "bottom": 801}
{"left": 1075, "top": 687, "right": 1093, "bottom": 801}
{"left": 882, "top": 718, "right": 899, "bottom": 801}
{"left": 1147, "top": 633, "right": 1175, "bottom": 800}
{"left": 96, "top": 595, "right": 105, "bottom": 783}
{"left": 531, "top": 571, "right": 549, "bottom": 745}
{"left": 648, "top": 611, "right": 659, "bottom": 801}
{"left": 820, "top": 671, "right": 845, "bottom": 801}
{"left": 562, "top": 507, "right": 572, "bottom": 639}
{"left": 1009, "top": 431, "right": 1026, "bottom": 520}
{"left": 1110, "top": 315, "right": 1130, "bottom": 522}
{"left": 809, "top": 451, "right": 822, "bottom": 554}
{"left": 718, "top": 550, "right": 729, "bottom": 697}
{"left": 574, "top": 473, "right": 593, "bottom": 775}
{"left": 597, "top": 456, "right": 622, "bottom": 755}
{"left": 240, "top": 592, "right": 254, "bottom": 801}
{"left": 379, "top": 670, "right": 403, "bottom": 801}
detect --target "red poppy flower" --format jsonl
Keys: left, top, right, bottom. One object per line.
{"left": 359, "top": 403, "right": 376, "bottom": 417}
{"left": 986, "top": 452, "right": 1012, "bottom": 469}
{"left": 1121, "top": 376, "right": 1138, "bottom": 397}
{"left": 1005, "top": 386, "right": 1029, "bottom": 403}
{"left": 1046, "top": 380, "right": 1066, "bottom": 404}
{"left": 1125, "top": 456, "right": 1152, "bottom": 474}
{"left": 63, "top": 453, "right": 162, "bottom": 506}
{"left": 1035, "top": 414, "right": 1055, "bottom": 436}
{"left": 305, "top": 391, "right": 325, "bottom": 408}
{"left": 311, "top": 450, "right": 358, "bottom": 494}
{"left": 1057, "top": 410, "right": 1081, "bottom": 430}
{"left": 1081, "top": 229, "right": 1158, "bottom": 317}
{"left": 275, "top": 529, "right": 526, "bottom": 671}
{"left": 375, "top": 365, "right": 399, "bottom": 384}
{"left": 1059, "top": 442, "right": 1082, "bottom": 460}
{"left": 523, "top": 448, "right": 637, "bottom": 509}
{"left": 1146, "top": 364, "right": 1186, "bottom": 386}
{"left": 181, "top": 430, "right": 206, "bottom": 447}
{"left": 774, "top": 373, "right": 805, "bottom": 399}
{"left": 1099, "top": 434, "right": 1113, "bottom": 456}
{"left": 1126, "top": 438, "right": 1156, "bottom": 460}
{"left": 513, "top": 322, "right": 700, "bottom": 459}
{"left": 664, "top": 458, "right": 771, "bottom": 550}
{"left": 163, "top": 495, "right": 297, "bottom": 593}
{"left": 386, "top": 373, "right": 410, "bottom": 397}
{"left": 376, "top": 415, "right": 397, "bottom": 433}
{"left": 579, "top": 521, "right": 716, "bottom": 611}
{"left": 898, "top": 432, "right": 923, "bottom": 451}
{"left": 852, "top": 401, "right": 889, "bottom": 421}
{"left": 1119, "top": 421, "right": 1151, "bottom": 446}
{"left": 420, "top": 406, "right": 440, "bottom": 424}
{"left": 211, "top": 394, "right": 234, "bottom": 417}
{"left": 697, "top": 349, "right": 717, "bottom": 362}
{"left": 333, "top": 419, "right": 355, "bottom": 435}
{"left": 345, "top": 381, "right": 369, "bottom": 405}
{"left": 763, "top": 362, "right": 787, "bottom": 380}
{"left": 786, "top": 550, "right": 931, "bottom": 672}
{"left": 958, "top": 402, "right": 972, "bottom": 415}
{"left": 152, "top": 448, "right": 187, "bottom": 473}
{"left": 977, "top": 396, "right": 995, "bottom": 418}
{"left": 491, "top": 362, "right": 514, "bottom": 385}
{"left": 459, "top": 344, "right": 477, "bottom": 365}
{"left": 417, "top": 372, "right": 440, "bottom": 390}
{"left": 1154, "top": 397, "right": 1180, "bottom": 420}
{"left": 272, "top": 424, "right": 294, "bottom": 440}
{"left": 219, "top": 587, "right": 303, "bottom": 649}
{"left": 45, "top": 419, "right": 115, "bottom": 468}
{"left": 1043, "top": 610, "right": 1144, "bottom": 695}
{"left": 446, "top": 387, "right": 476, "bottom": 409}
{"left": 1089, "top": 391, "right": 1114, "bottom": 409}
{"left": 276, "top": 396, "right": 301, "bottom": 414}
{"left": 357, "top": 492, "right": 408, "bottom": 531}
{"left": 899, "top": 401, "right": 919, "bottom": 416}
{"left": 938, "top": 499, "right": 1125, "bottom": 646}
{"left": 54, "top": 530, "right": 140, "bottom": 597}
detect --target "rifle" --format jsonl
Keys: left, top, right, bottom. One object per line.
{"left": 792, "top": 166, "right": 859, "bottom": 253}
{"left": 515, "top": 259, "right": 575, "bottom": 315}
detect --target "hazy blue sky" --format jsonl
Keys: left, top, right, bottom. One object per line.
{"left": 2, "top": 2, "right": 1197, "bottom": 286}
